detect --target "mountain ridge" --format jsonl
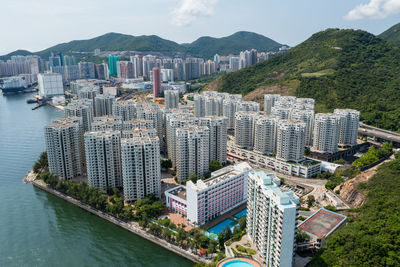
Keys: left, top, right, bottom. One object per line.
{"left": 209, "top": 28, "right": 400, "bottom": 132}
{"left": 0, "top": 31, "right": 283, "bottom": 60}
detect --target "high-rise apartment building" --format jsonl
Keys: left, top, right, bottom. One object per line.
{"left": 176, "top": 126, "right": 210, "bottom": 182}
{"left": 121, "top": 133, "right": 161, "bottom": 201}
{"left": 199, "top": 116, "right": 228, "bottom": 164}
{"left": 116, "top": 61, "right": 134, "bottom": 79}
{"left": 112, "top": 100, "right": 136, "bottom": 121}
{"left": 276, "top": 120, "right": 306, "bottom": 162}
{"left": 95, "top": 94, "right": 115, "bottom": 117}
{"left": 312, "top": 113, "right": 340, "bottom": 154}
{"left": 290, "top": 109, "right": 314, "bottom": 147}
{"left": 254, "top": 115, "right": 277, "bottom": 155}
{"left": 247, "top": 171, "right": 298, "bottom": 267}
{"left": 84, "top": 131, "right": 122, "bottom": 191}
{"left": 108, "top": 55, "right": 119, "bottom": 77}
{"left": 164, "top": 90, "right": 179, "bottom": 109}
{"left": 78, "top": 62, "right": 96, "bottom": 79}
{"left": 91, "top": 116, "right": 123, "bottom": 132}
{"left": 334, "top": 109, "right": 360, "bottom": 147}
{"left": 194, "top": 94, "right": 206, "bottom": 117}
{"left": 271, "top": 106, "right": 291, "bottom": 120}
{"left": 64, "top": 99, "right": 94, "bottom": 132}
{"left": 152, "top": 67, "right": 161, "bottom": 101}
{"left": 237, "top": 101, "right": 260, "bottom": 113}
{"left": 223, "top": 99, "right": 240, "bottom": 129}
{"left": 205, "top": 96, "right": 223, "bottom": 116}
{"left": 264, "top": 94, "right": 281, "bottom": 115}
{"left": 45, "top": 117, "right": 82, "bottom": 180}
{"left": 234, "top": 111, "right": 257, "bottom": 149}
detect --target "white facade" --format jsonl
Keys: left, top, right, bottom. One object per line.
{"left": 290, "top": 109, "right": 314, "bottom": 147}
{"left": 38, "top": 73, "right": 63, "bottom": 97}
{"left": 84, "top": 131, "right": 122, "bottom": 191}
{"left": 64, "top": 99, "right": 94, "bottom": 132}
{"left": 254, "top": 115, "right": 277, "bottom": 155}
{"left": 276, "top": 120, "right": 306, "bottom": 162}
{"left": 234, "top": 111, "right": 257, "bottom": 149}
{"left": 112, "top": 100, "right": 136, "bottom": 121}
{"left": 164, "top": 89, "right": 179, "bottom": 110}
{"left": 176, "top": 126, "right": 209, "bottom": 182}
{"left": 165, "top": 162, "right": 252, "bottom": 225}
{"left": 237, "top": 101, "right": 260, "bottom": 112}
{"left": 45, "top": 117, "right": 82, "bottom": 180}
{"left": 95, "top": 94, "right": 115, "bottom": 117}
{"left": 121, "top": 134, "right": 161, "bottom": 201}
{"left": 312, "top": 113, "right": 340, "bottom": 154}
{"left": 264, "top": 94, "right": 280, "bottom": 115}
{"left": 222, "top": 99, "right": 239, "bottom": 129}
{"left": 199, "top": 116, "right": 228, "bottom": 164}
{"left": 91, "top": 116, "right": 123, "bottom": 132}
{"left": 334, "top": 109, "right": 360, "bottom": 147}
{"left": 247, "top": 171, "right": 298, "bottom": 267}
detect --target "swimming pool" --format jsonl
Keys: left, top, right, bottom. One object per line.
{"left": 233, "top": 208, "right": 247, "bottom": 219}
{"left": 221, "top": 260, "right": 254, "bottom": 267}
{"left": 208, "top": 218, "right": 238, "bottom": 234}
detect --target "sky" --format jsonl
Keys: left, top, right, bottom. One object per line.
{"left": 1, "top": 0, "right": 400, "bottom": 55}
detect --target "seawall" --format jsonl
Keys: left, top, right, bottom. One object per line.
{"left": 30, "top": 179, "right": 204, "bottom": 264}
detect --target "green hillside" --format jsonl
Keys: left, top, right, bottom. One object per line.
{"left": 212, "top": 29, "right": 400, "bottom": 132}
{"left": 186, "top": 31, "right": 282, "bottom": 58}
{"left": 0, "top": 31, "right": 282, "bottom": 60}
{"left": 378, "top": 22, "right": 400, "bottom": 46}
{"left": 309, "top": 153, "right": 400, "bottom": 266}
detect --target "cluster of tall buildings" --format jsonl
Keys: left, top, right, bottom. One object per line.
{"left": 0, "top": 55, "right": 43, "bottom": 78}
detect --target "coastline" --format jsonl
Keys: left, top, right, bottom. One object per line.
{"left": 25, "top": 170, "right": 207, "bottom": 265}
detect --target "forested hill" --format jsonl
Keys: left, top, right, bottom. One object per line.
{"left": 378, "top": 22, "right": 400, "bottom": 46}
{"left": 210, "top": 28, "right": 400, "bottom": 132}
{"left": 309, "top": 153, "right": 400, "bottom": 266}
{"left": 0, "top": 31, "right": 282, "bottom": 60}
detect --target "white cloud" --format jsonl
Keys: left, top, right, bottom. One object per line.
{"left": 171, "top": 0, "right": 219, "bottom": 26}
{"left": 345, "top": 0, "right": 400, "bottom": 20}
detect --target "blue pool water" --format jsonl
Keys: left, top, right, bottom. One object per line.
{"left": 208, "top": 218, "right": 238, "bottom": 235}
{"left": 233, "top": 208, "right": 247, "bottom": 219}
{"left": 222, "top": 260, "right": 254, "bottom": 267}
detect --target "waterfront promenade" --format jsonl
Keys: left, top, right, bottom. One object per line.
{"left": 26, "top": 171, "right": 209, "bottom": 265}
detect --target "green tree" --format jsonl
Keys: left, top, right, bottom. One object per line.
{"left": 209, "top": 160, "right": 223, "bottom": 172}
{"left": 307, "top": 195, "right": 315, "bottom": 208}
{"left": 189, "top": 173, "right": 198, "bottom": 183}
{"left": 161, "top": 159, "right": 173, "bottom": 169}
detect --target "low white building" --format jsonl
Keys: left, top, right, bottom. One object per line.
{"left": 165, "top": 162, "right": 252, "bottom": 225}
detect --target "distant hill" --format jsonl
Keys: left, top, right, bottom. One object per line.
{"left": 209, "top": 28, "right": 400, "bottom": 132}
{"left": 0, "top": 31, "right": 282, "bottom": 60}
{"left": 378, "top": 22, "right": 400, "bottom": 45}
{"left": 185, "top": 31, "right": 282, "bottom": 59}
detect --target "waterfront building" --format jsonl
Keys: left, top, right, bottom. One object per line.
{"left": 84, "top": 131, "right": 122, "bottom": 191}
{"left": 334, "top": 109, "right": 360, "bottom": 147}
{"left": 95, "top": 94, "right": 115, "bottom": 117}
{"left": 121, "top": 134, "right": 161, "bottom": 201}
{"left": 276, "top": 120, "right": 306, "bottom": 162}
{"left": 45, "top": 117, "right": 82, "bottom": 180}
{"left": 165, "top": 162, "right": 252, "bottom": 225}
{"left": 234, "top": 111, "right": 257, "bottom": 149}
{"left": 176, "top": 126, "right": 210, "bottom": 182}
{"left": 247, "top": 171, "right": 299, "bottom": 267}
{"left": 64, "top": 99, "right": 94, "bottom": 132}
{"left": 199, "top": 116, "right": 228, "bottom": 164}
{"left": 38, "top": 73, "right": 63, "bottom": 97}
{"left": 264, "top": 94, "right": 280, "bottom": 115}
{"left": 112, "top": 100, "right": 136, "bottom": 121}
{"left": 253, "top": 115, "right": 277, "bottom": 155}
{"left": 312, "top": 113, "right": 340, "bottom": 154}
{"left": 164, "top": 90, "right": 179, "bottom": 109}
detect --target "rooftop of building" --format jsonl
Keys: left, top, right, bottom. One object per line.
{"left": 167, "top": 186, "right": 187, "bottom": 200}
{"left": 188, "top": 162, "right": 251, "bottom": 191}
{"left": 298, "top": 208, "right": 347, "bottom": 238}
